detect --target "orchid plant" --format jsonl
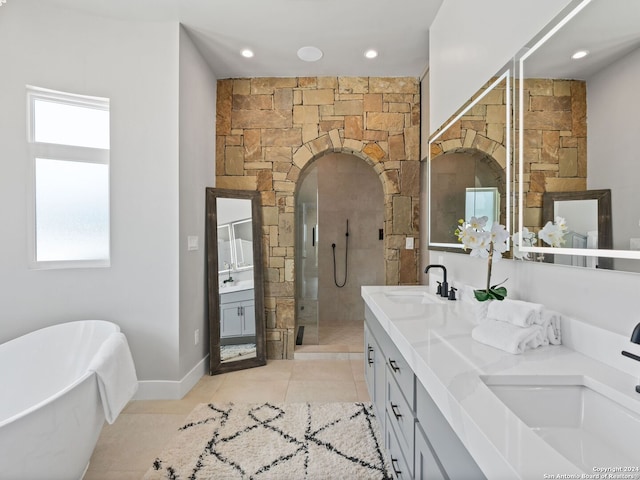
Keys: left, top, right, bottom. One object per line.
{"left": 455, "top": 216, "right": 509, "bottom": 302}
{"left": 539, "top": 216, "right": 568, "bottom": 247}
{"left": 513, "top": 216, "right": 568, "bottom": 260}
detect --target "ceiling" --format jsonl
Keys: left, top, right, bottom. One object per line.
{"left": 523, "top": 0, "right": 640, "bottom": 79}
{"left": 40, "top": 0, "right": 444, "bottom": 79}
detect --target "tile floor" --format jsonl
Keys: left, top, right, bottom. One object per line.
{"left": 294, "top": 320, "right": 364, "bottom": 358}
{"left": 85, "top": 323, "right": 368, "bottom": 479}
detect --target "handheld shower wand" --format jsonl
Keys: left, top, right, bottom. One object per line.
{"left": 332, "top": 219, "right": 349, "bottom": 288}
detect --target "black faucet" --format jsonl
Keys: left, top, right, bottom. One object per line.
{"left": 424, "top": 264, "right": 449, "bottom": 298}
{"left": 621, "top": 322, "right": 640, "bottom": 393}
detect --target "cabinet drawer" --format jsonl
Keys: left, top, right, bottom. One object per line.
{"left": 220, "top": 288, "right": 254, "bottom": 304}
{"left": 385, "top": 412, "right": 412, "bottom": 480}
{"left": 386, "top": 374, "right": 414, "bottom": 458}
{"left": 384, "top": 341, "right": 415, "bottom": 410}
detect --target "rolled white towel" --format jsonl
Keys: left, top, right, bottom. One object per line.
{"left": 471, "top": 319, "right": 545, "bottom": 354}
{"left": 487, "top": 298, "right": 543, "bottom": 327}
{"left": 537, "top": 309, "right": 562, "bottom": 345}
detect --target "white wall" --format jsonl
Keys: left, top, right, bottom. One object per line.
{"left": 587, "top": 46, "right": 640, "bottom": 272}
{"left": 427, "top": 0, "right": 640, "bottom": 337}
{"left": 429, "top": 250, "right": 640, "bottom": 337}
{"left": 0, "top": 1, "right": 181, "bottom": 381}
{"left": 429, "top": 0, "right": 572, "bottom": 132}
{"left": 178, "top": 27, "right": 217, "bottom": 378}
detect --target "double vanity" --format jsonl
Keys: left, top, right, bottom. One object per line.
{"left": 362, "top": 285, "right": 640, "bottom": 479}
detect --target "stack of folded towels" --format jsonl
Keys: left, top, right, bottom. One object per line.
{"left": 471, "top": 299, "right": 562, "bottom": 354}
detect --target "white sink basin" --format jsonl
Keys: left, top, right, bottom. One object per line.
{"left": 482, "top": 375, "right": 640, "bottom": 471}
{"left": 383, "top": 290, "right": 446, "bottom": 304}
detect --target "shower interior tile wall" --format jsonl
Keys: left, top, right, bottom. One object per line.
{"left": 317, "top": 153, "right": 384, "bottom": 323}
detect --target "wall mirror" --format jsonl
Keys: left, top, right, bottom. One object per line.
{"left": 428, "top": 69, "right": 512, "bottom": 252}
{"left": 516, "top": 0, "right": 640, "bottom": 272}
{"left": 206, "top": 188, "right": 266, "bottom": 375}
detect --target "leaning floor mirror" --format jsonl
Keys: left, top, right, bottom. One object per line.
{"left": 206, "top": 188, "right": 266, "bottom": 375}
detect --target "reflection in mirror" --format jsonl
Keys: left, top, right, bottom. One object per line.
{"left": 428, "top": 70, "right": 511, "bottom": 251}
{"left": 232, "top": 219, "right": 254, "bottom": 269}
{"left": 217, "top": 224, "right": 232, "bottom": 272}
{"left": 207, "top": 188, "right": 266, "bottom": 374}
{"left": 517, "top": 0, "right": 640, "bottom": 271}
{"left": 541, "top": 189, "right": 612, "bottom": 269}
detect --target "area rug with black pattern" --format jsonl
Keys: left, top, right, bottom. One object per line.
{"left": 143, "top": 402, "right": 392, "bottom": 480}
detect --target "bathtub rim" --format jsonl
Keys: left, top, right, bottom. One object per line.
{"left": 0, "top": 319, "right": 121, "bottom": 429}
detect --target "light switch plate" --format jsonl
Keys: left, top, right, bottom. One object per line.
{"left": 405, "top": 237, "right": 414, "bottom": 249}
{"left": 187, "top": 235, "right": 199, "bottom": 251}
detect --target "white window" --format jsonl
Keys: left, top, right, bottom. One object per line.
{"left": 27, "top": 86, "right": 110, "bottom": 268}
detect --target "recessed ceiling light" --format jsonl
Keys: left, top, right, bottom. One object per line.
{"left": 241, "top": 49, "right": 254, "bottom": 58}
{"left": 365, "top": 49, "right": 378, "bottom": 59}
{"left": 571, "top": 49, "right": 589, "bottom": 60}
{"left": 297, "top": 46, "right": 323, "bottom": 62}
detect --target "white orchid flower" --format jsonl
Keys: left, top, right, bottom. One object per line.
{"left": 468, "top": 216, "right": 488, "bottom": 231}
{"left": 539, "top": 221, "right": 566, "bottom": 247}
{"left": 490, "top": 222, "right": 509, "bottom": 244}
{"left": 555, "top": 216, "right": 568, "bottom": 232}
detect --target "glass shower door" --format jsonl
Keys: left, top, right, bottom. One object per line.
{"left": 295, "top": 170, "right": 319, "bottom": 345}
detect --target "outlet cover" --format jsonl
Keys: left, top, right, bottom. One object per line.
{"left": 405, "top": 237, "right": 414, "bottom": 249}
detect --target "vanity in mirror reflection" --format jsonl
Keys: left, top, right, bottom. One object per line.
{"left": 206, "top": 188, "right": 266, "bottom": 375}
{"left": 517, "top": 0, "right": 640, "bottom": 271}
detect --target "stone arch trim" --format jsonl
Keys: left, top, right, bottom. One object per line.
{"left": 293, "top": 131, "right": 398, "bottom": 198}
{"left": 430, "top": 131, "right": 507, "bottom": 171}
{"left": 293, "top": 133, "right": 418, "bottom": 288}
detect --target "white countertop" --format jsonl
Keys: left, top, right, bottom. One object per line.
{"left": 219, "top": 280, "right": 254, "bottom": 294}
{"left": 362, "top": 285, "right": 640, "bottom": 479}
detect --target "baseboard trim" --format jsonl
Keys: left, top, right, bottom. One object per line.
{"left": 134, "top": 355, "right": 209, "bottom": 400}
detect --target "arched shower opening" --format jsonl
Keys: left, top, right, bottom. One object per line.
{"left": 294, "top": 152, "right": 385, "bottom": 350}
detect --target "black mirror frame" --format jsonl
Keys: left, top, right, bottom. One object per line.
{"left": 206, "top": 187, "right": 266, "bottom": 375}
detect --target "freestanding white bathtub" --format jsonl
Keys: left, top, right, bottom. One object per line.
{"left": 0, "top": 320, "right": 127, "bottom": 480}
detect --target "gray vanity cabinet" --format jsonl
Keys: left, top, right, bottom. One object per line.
{"left": 364, "top": 305, "right": 485, "bottom": 480}
{"left": 415, "top": 381, "right": 485, "bottom": 479}
{"left": 414, "top": 423, "right": 446, "bottom": 480}
{"left": 220, "top": 289, "right": 255, "bottom": 339}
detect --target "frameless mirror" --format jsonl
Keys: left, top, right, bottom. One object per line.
{"left": 428, "top": 70, "right": 511, "bottom": 251}
{"left": 516, "top": 0, "right": 640, "bottom": 272}
{"left": 206, "top": 188, "right": 266, "bottom": 375}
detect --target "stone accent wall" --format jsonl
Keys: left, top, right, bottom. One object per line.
{"left": 216, "top": 77, "right": 421, "bottom": 359}
{"left": 518, "top": 79, "right": 587, "bottom": 231}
